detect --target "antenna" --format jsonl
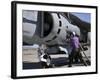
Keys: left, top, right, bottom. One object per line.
{"left": 68, "top": 13, "right": 72, "bottom": 23}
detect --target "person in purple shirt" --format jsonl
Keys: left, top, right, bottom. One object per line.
{"left": 68, "top": 32, "right": 87, "bottom": 67}
{"left": 71, "top": 33, "right": 80, "bottom": 49}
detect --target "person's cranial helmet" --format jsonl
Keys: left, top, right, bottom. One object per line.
{"left": 72, "top": 32, "right": 76, "bottom": 36}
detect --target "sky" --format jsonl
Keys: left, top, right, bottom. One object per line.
{"left": 71, "top": 12, "right": 91, "bottom": 23}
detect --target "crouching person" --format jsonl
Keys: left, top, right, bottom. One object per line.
{"left": 40, "top": 53, "right": 52, "bottom": 68}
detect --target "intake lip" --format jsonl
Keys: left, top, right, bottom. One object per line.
{"left": 43, "top": 12, "right": 53, "bottom": 37}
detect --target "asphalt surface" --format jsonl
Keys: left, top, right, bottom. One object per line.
{"left": 23, "top": 46, "right": 91, "bottom": 69}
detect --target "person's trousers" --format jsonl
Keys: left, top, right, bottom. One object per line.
{"left": 68, "top": 48, "right": 87, "bottom": 66}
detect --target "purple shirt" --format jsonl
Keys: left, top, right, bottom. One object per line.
{"left": 71, "top": 36, "right": 80, "bottom": 49}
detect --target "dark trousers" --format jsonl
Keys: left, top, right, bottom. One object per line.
{"left": 41, "top": 61, "right": 53, "bottom": 68}
{"left": 68, "top": 48, "right": 87, "bottom": 67}
{"left": 41, "top": 61, "right": 49, "bottom": 68}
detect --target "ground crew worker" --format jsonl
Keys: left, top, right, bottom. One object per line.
{"left": 68, "top": 32, "right": 87, "bottom": 67}
{"left": 40, "top": 53, "right": 51, "bottom": 68}
{"left": 38, "top": 44, "right": 52, "bottom": 68}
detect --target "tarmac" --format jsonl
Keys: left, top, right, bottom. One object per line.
{"left": 22, "top": 46, "right": 91, "bottom": 69}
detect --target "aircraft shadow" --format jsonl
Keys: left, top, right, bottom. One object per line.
{"left": 23, "top": 57, "right": 90, "bottom": 69}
